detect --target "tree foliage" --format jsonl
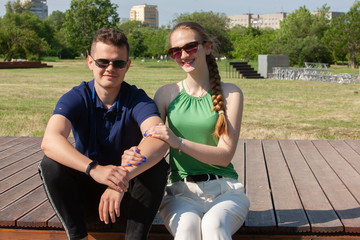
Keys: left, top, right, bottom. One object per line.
{"left": 229, "top": 26, "right": 275, "bottom": 61}
{"left": 270, "top": 6, "right": 332, "bottom": 66}
{"left": 325, "top": 1, "right": 360, "bottom": 68}
{"left": 63, "top": 0, "right": 119, "bottom": 54}
{"left": 0, "top": 1, "right": 50, "bottom": 61}
{"left": 173, "top": 11, "right": 232, "bottom": 55}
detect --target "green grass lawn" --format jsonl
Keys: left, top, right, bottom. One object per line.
{"left": 0, "top": 58, "right": 359, "bottom": 140}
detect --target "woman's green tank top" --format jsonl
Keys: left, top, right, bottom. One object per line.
{"left": 167, "top": 82, "right": 238, "bottom": 183}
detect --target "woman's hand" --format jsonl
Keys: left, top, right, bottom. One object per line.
{"left": 143, "top": 123, "right": 178, "bottom": 148}
{"left": 99, "top": 187, "right": 124, "bottom": 224}
{"left": 90, "top": 165, "right": 129, "bottom": 193}
{"left": 121, "top": 146, "right": 147, "bottom": 167}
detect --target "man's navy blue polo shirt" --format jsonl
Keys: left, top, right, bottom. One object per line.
{"left": 53, "top": 79, "right": 160, "bottom": 165}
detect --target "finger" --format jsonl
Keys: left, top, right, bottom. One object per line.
{"left": 115, "top": 198, "right": 121, "bottom": 218}
{"left": 109, "top": 200, "right": 116, "bottom": 223}
{"left": 99, "top": 199, "right": 104, "bottom": 222}
{"left": 103, "top": 200, "right": 109, "bottom": 224}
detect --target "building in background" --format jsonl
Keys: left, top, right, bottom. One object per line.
{"left": 130, "top": 4, "right": 159, "bottom": 28}
{"left": 229, "top": 11, "right": 343, "bottom": 29}
{"left": 229, "top": 12, "right": 287, "bottom": 29}
{"left": 311, "top": 11, "right": 344, "bottom": 20}
{"left": 20, "top": 0, "right": 48, "bottom": 19}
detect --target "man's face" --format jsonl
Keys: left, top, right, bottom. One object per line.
{"left": 87, "top": 41, "right": 131, "bottom": 91}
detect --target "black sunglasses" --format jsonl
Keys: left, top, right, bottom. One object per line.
{"left": 167, "top": 41, "right": 202, "bottom": 59}
{"left": 89, "top": 54, "right": 128, "bottom": 69}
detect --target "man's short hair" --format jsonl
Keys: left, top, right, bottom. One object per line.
{"left": 90, "top": 28, "right": 130, "bottom": 58}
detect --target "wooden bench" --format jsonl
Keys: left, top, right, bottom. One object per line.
{"left": 1, "top": 136, "right": 360, "bottom": 239}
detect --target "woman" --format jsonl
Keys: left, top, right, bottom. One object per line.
{"left": 122, "top": 21, "right": 249, "bottom": 240}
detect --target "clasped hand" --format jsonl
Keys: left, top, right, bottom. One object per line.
{"left": 90, "top": 164, "right": 129, "bottom": 193}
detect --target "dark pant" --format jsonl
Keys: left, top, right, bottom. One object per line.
{"left": 38, "top": 155, "right": 169, "bottom": 240}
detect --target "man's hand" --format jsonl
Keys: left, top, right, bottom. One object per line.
{"left": 99, "top": 187, "right": 124, "bottom": 224}
{"left": 90, "top": 165, "right": 129, "bottom": 192}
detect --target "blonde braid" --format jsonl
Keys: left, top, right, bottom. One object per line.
{"left": 207, "top": 54, "right": 228, "bottom": 138}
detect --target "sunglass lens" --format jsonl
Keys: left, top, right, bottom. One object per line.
{"left": 184, "top": 42, "right": 199, "bottom": 51}
{"left": 95, "top": 59, "right": 110, "bottom": 68}
{"left": 113, "top": 60, "right": 127, "bottom": 68}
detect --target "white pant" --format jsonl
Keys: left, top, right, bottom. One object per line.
{"left": 159, "top": 177, "right": 250, "bottom": 240}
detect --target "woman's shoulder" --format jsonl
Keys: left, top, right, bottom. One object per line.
{"left": 154, "top": 82, "right": 182, "bottom": 105}
{"left": 221, "top": 82, "right": 243, "bottom": 97}
{"left": 156, "top": 82, "right": 180, "bottom": 93}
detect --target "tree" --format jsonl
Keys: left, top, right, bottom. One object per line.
{"left": 344, "top": 1, "right": 360, "bottom": 68}
{"left": 0, "top": 1, "right": 50, "bottom": 61}
{"left": 271, "top": 6, "right": 332, "bottom": 66}
{"left": 173, "top": 11, "right": 232, "bottom": 56}
{"left": 63, "top": 0, "right": 119, "bottom": 55}
{"left": 323, "top": 15, "right": 348, "bottom": 64}
{"left": 229, "top": 26, "right": 275, "bottom": 61}
{"left": 127, "top": 30, "right": 147, "bottom": 58}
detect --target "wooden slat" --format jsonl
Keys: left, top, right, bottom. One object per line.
{"left": 313, "top": 140, "right": 360, "bottom": 204}
{"left": 298, "top": 140, "right": 360, "bottom": 233}
{"left": 245, "top": 139, "right": 276, "bottom": 231}
{"left": 0, "top": 161, "right": 39, "bottom": 194}
{"left": 0, "top": 149, "right": 43, "bottom": 181}
{"left": 47, "top": 215, "right": 63, "bottom": 229}
{"left": 0, "top": 136, "right": 20, "bottom": 145}
{"left": 263, "top": 139, "right": 310, "bottom": 232}
{"left": 0, "top": 174, "right": 42, "bottom": 210}
{"left": 17, "top": 200, "right": 56, "bottom": 228}
{"left": 346, "top": 140, "right": 360, "bottom": 155}
{"left": 328, "top": 140, "right": 360, "bottom": 174}
{"left": 279, "top": 140, "right": 342, "bottom": 233}
{"left": 0, "top": 186, "right": 47, "bottom": 227}
{"left": 0, "top": 137, "right": 27, "bottom": 153}
{"left": 232, "top": 139, "right": 245, "bottom": 186}
{"left": 0, "top": 137, "right": 41, "bottom": 168}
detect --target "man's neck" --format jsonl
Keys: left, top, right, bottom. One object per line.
{"left": 94, "top": 85, "right": 121, "bottom": 109}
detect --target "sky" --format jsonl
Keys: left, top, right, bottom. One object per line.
{"left": 0, "top": 0, "right": 357, "bottom": 26}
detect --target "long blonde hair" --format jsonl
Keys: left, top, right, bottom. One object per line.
{"left": 170, "top": 22, "right": 228, "bottom": 138}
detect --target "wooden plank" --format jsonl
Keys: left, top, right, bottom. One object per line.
{"left": 47, "top": 215, "right": 63, "bottom": 229}
{"left": 298, "top": 140, "right": 360, "bottom": 233}
{"left": 346, "top": 140, "right": 360, "bottom": 155}
{"left": 328, "top": 140, "right": 360, "bottom": 174}
{"left": 263, "top": 139, "right": 310, "bottom": 232}
{"left": 0, "top": 149, "right": 43, "bottom": 181}
{"left": 0, "top": 186, "right": 47, "bottom": 227}
{"left": 0, "top": 136, "right": 20, "bottom": 145}
{"left": 279, "top": 140, "right": 342, "bottom": 233}
{"left": 0, "top": 174, "right": 42, "bottom": 210}
{"left": 232, "top": 139, "right": 245, "bottom": 186}
{"left": 0, "top": 161, "right": 39, "bottom": 194}
{"left": 0, "top": 137, "right": 26, "bottom": 153}
{"left": 0, "top": 229, "right": 67, "bottom": 240}
{"left": 313, "top": 140, "right": 360, "bottom": 204}
{"left": 0, "top": 137, "right": 41, "bottom": 168}
{"left": 17, "top": 200, "right": 56, "bottom": 228}
{"left": 244, "top": 139, "right": 276, "bottom": 231}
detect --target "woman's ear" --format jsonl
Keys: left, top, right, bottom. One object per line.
{"left": 204, "top": 41, "right": 213, "bottom": 55}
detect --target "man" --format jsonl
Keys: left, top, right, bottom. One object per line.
{"left": 38, "top": 28, "right": 169, "bottom": 240}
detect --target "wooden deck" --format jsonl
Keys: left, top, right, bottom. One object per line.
{"left": 1, "top": 136, "right": 360, "bottom": 239}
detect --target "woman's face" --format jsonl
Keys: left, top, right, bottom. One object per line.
{"left": 169, "top": 29, "right": 211, "bottom": 73}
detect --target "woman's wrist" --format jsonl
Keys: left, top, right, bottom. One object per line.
{"left": 178, "top": 137, "right": 183, "bottom": 155}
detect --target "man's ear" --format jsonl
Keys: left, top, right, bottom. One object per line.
{"left": 87, "top": 55, "right": 94, "bottom": 71}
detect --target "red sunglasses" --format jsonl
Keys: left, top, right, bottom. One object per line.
{"left": 167, "top": 41, "right": 203, "bottom": 59}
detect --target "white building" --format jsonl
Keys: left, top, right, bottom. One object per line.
{"left": 20, "top": 0, "right": 48, "bottom": 19}
{"left": 130, "top": 4, "right": 159, "bottom": 28}
{"left": 229, "top": 12, "right": 287, "bottom": 29}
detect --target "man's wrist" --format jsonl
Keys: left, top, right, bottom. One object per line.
{"left": 85, "top": 160, "right": 98, "bottom": 175}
